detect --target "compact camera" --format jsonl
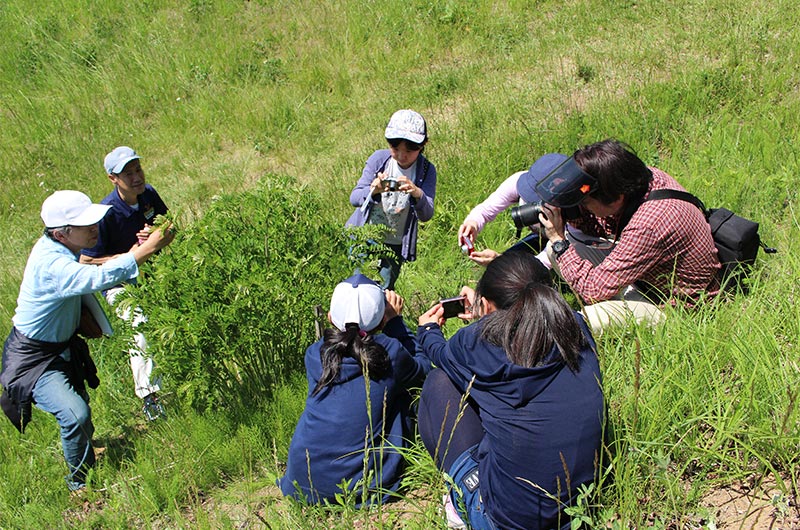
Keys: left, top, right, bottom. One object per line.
{"left": 509, "top": 201, "right": 580, "bottom": 229}
{"left": 384, "top": 178, "right": 399, "bottom": 192}
{"left": 459, "top": 235, "right": 474, "bottom": 255}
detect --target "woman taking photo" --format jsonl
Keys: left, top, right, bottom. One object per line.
{"left": 416, "top": 251, "right": 605, "bottom": 529}
{"left": 279, "top": 274, "right": 431, "bottom": 504}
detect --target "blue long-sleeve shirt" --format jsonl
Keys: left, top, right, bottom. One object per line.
{"left": 12, "top": 236, "right": 138, "bottom": 342}
{"left": 417, "top": 314, "right": 604, "bottom": 530}
{"left": 280, "top": 316, "right": 431, "bottom": 503}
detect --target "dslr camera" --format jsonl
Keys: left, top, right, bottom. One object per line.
{"left": 510, "top": 201, "right": 580, "bottom": 229}
{"left": 510, "top": 201, "right": 546, "bottom": 229}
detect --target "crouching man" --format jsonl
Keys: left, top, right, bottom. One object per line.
{"left": 537, "top": 139, "right": 721, "bottom": 334}
{"left": 0, "top": 190, "right": 174, "bottom": 490}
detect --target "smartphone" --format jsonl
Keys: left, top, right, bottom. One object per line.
{"left": 459, "top": 235, "right": 475, "bottom": 255}
{"left": 440, "top": 296, "right": 466, "bottom": 319}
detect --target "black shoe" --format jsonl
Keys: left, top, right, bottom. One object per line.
{"left": 142, "top": 393, "right": 165, "bottom": 421}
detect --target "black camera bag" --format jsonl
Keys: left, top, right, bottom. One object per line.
{"left": 645, "top": 189, "right": 775, "bottom": 293}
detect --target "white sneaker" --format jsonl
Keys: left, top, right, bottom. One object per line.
{"left": 443, "top": 493, "right": 467, "bottom": 529}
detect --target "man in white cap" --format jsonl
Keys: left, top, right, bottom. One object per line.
{"left": 0, "top": 190, "right": 174, "bottom": 491}
{"left": 80, "top": 146, "right": 169, "bottom": 420}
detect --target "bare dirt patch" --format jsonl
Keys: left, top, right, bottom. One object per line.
{"left": 702, "top": 477, "right": 799, "bottom": 529}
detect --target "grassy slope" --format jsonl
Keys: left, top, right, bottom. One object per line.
{"left": 1, "top": 0, "right": 799, "bottom": 527}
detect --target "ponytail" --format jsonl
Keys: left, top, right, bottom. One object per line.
{"left": 312, "top": 323, "right": 391, "bottom": 396}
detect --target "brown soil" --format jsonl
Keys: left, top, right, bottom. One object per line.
{"left": 700, "top": 477, "right": 799, "bottom": 529}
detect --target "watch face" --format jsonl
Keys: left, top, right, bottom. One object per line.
{"left": 553, "top": 240, "right": 570, "bottom": 255}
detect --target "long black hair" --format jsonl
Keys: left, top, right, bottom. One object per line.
{"left": 476, "top": 251, "right": 587, "bottom": 371}
{"left": 312, "top": 323, "right": 391, "bottom": 396}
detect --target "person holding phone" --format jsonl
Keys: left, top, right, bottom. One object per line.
{"left": 416, "top": 251, "right": 605, "bottom": 529}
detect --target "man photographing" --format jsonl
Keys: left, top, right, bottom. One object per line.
{"left": 537, "top": 139, "right": 721, "bottom": 333}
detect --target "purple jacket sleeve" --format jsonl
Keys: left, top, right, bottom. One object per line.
{"left": 413, "top": 159, "right": 436, "bottom": 222}
{"left": 349, "top": 150, "right": 389, "bottom": 207}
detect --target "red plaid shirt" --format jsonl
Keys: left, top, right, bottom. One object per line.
{"left": 558, "top": 168, "right": 720, "bottom": 303}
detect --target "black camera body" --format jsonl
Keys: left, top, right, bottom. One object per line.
{"left": 384, "top": 178, "right": 399, "bottom": 192}
{"left": 510, "top": 201, "right": 581, "bottom": 229}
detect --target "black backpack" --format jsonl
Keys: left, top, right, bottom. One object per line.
{"left": 646, "top": 189, "right": 776, "bottom": 293}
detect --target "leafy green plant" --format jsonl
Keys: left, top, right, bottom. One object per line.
{"left": 119, "top": 175, "right": 353, "bottom": 412}
{"left": 343, "top": 224, "right": 396, "bottom": 285}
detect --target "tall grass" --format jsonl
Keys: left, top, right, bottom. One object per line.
{"left": 1, "top": 0, "right": 799, "bottom": 527}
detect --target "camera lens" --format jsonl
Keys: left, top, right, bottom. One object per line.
{"left": 386, "top": 179, "right": 398, "bottom": 192}
{"left": 510, "top": 202, "right": 544, "bottom": 229}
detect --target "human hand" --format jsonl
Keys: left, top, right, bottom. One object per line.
{"left": 136, "top": 225, "right": 152, "bottom": 245}
{"left": 370, "top": 172, "right": 387, "bottom": 196}
{"left": 419, "top": 303, "right": 445, "bottom": 327}
{"left": 469, "top": 248, "right": 499, "bottom": 267}
{"left": 539, "top": 203, "right": 566, "bottom": 241}
{"left": 140, "top": 222, "right": 175, "bottom": 252}
{"left": 458, "top": 286, "right": 477, "bottom": 319}
{"left": 383, "top": 290, "right": 404, "bottom": 322}
{"left": 458, "top": 221, "right": 478, "bottom": 246}
{"left": 396, "top": 176, "right": 422, "bottom": 199}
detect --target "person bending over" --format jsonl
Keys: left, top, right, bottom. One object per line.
{"left": 457, "top": 153, "right": 567, "bottom": 267}
{"left": 416, "top": 251, "right": 605, "bottom": 529}
{"left": 1, "top": 191, "right": 174, "bottom": 490}
{"left": 537, "top": 139, "right": 720, "bottom": 333}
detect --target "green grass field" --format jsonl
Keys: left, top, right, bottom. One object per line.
{"left": 1, "top": 0, "right": 799, "bottom": 527}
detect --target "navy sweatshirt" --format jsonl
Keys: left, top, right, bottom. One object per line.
{"left": 418, "top": 313, "right": 604, "bottom": 530}
{"left": 279, "top": 316, "right": 431, "bottom": 503}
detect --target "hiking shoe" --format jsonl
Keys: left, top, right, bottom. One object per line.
{"left": 142, "top": 393, "right": 165, "bottom": 421}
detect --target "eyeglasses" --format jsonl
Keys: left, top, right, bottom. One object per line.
{"left": 387, "top": 138, "right": 423, "bottom": 151}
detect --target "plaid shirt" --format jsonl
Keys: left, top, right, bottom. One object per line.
{"left": 558, "top": 168, "right": 720, "bottom": 303}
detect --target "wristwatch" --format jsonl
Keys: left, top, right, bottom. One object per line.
{"left": 552, "top": 239, "right": 570, "bottom": 258}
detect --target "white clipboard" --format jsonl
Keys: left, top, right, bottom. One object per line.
{"left": 81, "top": 292, "right": 114, "bottom": 337}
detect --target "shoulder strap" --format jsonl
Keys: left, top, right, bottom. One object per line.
{"left": 645, "top": 189, "right": 708, "bottom": 216}
{"left": 416, "top": 156, "right": 429, "bottom": 187}
{"left": 376, "top": 152, "right": 392, "bottom": 175}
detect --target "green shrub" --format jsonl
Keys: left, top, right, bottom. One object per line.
{"left": 120, "top": 175, "right": 353, "bottom": 412}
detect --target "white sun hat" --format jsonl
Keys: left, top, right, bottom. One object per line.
{"left": 40, "top": 190, "right": 111, "bottom": 228}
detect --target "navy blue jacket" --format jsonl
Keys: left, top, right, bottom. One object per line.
{"left": 418, "top": 314, "right": 604, "bottom": 530}
{"left": 279, "top": 316, "right": 432, "bottom": 503}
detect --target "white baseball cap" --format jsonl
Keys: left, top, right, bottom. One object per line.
{"left": 329, "top": 274, "right": 386, "bottom": 332}
{"left": 385, "top": 109, "right": 427, "bottom": 144}
{"left": 104, "top": 146, "right": 140, "bottom": 175}
{"left": 41, "top": 190, "right": 111, "bottom": 228}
